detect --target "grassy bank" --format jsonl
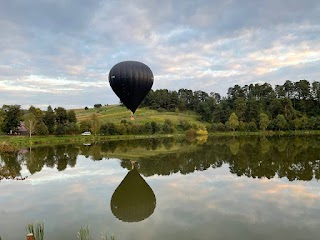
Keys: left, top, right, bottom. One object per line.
{"left": 74, "top": 105, "right": 204, "bottom": 126}
{"left": 208, "top": 130, "right": 320, "bottom": 137}
{"left": 0, "top": 133, "right": 184, "bottom": 148}
{"left": 2, "top": 104, "right": 320, "bottom": 149}
{"left": 1, "top": 130, "right": 320, "bottom": 149}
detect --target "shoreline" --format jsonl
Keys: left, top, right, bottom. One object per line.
{"left": 1, "top": 130, "right": 320, "bottom": 149}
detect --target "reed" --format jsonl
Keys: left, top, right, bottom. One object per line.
{"left": 0, "top": 142, "right": 17, "bottom": 153}
{"left": 8, "top": 222, "right": 117, "bottom": 239}
{"left": 101, "top": 233, "right": 115, "bottom": 240}
{"left": 77, "top": 226, "right": 115, "bottom": 240}
{"left": 77, "top": 226, "right": 92, "bottom": 240}
{"left": 26, "top": 221, "right": 44, "bottom": 240}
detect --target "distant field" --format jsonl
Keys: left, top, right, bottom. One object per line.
{"left": 73, "top": 105, "right": 206, "bottom": 127}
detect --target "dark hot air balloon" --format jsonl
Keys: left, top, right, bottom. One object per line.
{"left": 108, "top": 61, "right": 154, "bottom": 115}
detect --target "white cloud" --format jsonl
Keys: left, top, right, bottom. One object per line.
{"left": 0, "top": 0, "right": 319, "bottom": 107}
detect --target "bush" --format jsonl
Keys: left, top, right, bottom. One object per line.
{"left": 151, "top": 121, "right": 160, "bottom": 134}
{"left": 143, "top": 122, "right": 153, "bottom": 134}
{"left": 162, "top": 119, "right": 175, "bottom": 133}
{"left": 178, "top": 120, "right": 191, "bottom": 131}
{"left": 65, "top": 122, "right": 79, "bottom": 134}
{"left": 100, "top": 122, "right": 118, "bottom": 135}
{"left": 55, "top": 124, "right": 66, "bottom": 135}
{"left": 35, "top": 122, "right": 49, "bottom": 135}
{"left": 94, "top": 104, "right": 102, "bottom": 108}
{"left": 245, "top": 122, "right": 258, "bottom": 132}
{"left": 238, "top": 121, "right": 245, "bottom": 131}
{"left": 210, "top": 123, "right": 225, "bottom": 132}
{"left": 196, "top": 128, "right": 208, "bottom": 135}
{"left": 80, "top": 120, "right": 91, "bottom": 133}
{"left": 186, "top": 128, "right": 197, "bottom": 137}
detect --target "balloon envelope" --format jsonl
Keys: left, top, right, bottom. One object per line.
{"left": 109, "top": 61, "right": 154, "bottom": 113}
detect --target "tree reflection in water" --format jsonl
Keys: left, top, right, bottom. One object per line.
{"left": 1, "top": 136, "right": 320, "bottom": 182}
{"left": 110, "top": 162, "right": 156, "bottom": 222}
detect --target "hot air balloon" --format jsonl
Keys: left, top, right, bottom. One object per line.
{"left": 110, "top": 165, "right": 156, "bottom": 222}
{"left": 108, "top": 61, "right": 154, "bottom": 118}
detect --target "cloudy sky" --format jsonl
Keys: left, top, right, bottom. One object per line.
{"left": 1, "top": 0, "right": 319, "bottom": 109}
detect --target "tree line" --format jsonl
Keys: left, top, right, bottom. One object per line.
{"left": 0, "top": 104, "right": 178, "bottom": 136}
{"left": 141, "top": 79, "right": 320, "bottom": 131}
{"left": 0, "top": 105, "right": 78, "bottom": 136}
{"left": 1, "top": 79, "right": 320, "bottom": 135}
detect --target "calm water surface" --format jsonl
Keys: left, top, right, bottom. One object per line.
{"left": 1, "top": 136, "right": 320, "bottom": 240}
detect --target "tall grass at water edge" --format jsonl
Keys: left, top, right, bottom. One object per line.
{"left": 0, "top": 223, "right": 115, "bottom": 240}
{"left": 26, "top": 221, "right": 44, "bottom": 240}
{"left": 77, "top": 226, "right": 115, "bottom": 240}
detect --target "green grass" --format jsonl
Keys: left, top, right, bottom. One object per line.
{"left": 0, "top": 133, "right": 184, "bottom": 148}
{"left": 77, "top": 226, "right": 115, "bottom": 240}
{"left": 2, "top": 130, "right": 320, "bottom": 149}
{"left": 74, "top": 105, "right": 203, "bottom": 126}
{"left": 77, "top": 226, "right": 92, "bottom": 240}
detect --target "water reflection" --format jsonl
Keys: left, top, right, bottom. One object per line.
{"left": 111, "top": 162, "right": 156, "bottom": 222}
{"left": 1, "top": 136, "right": 320, "bottom": 182}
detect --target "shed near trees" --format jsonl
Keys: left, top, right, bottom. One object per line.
{"left": 16, "top": 122, "right": 28, "bottom": 135}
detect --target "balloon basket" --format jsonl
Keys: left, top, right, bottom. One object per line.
{"left": 130, "top": 113, "right": 135, "bottom": 121}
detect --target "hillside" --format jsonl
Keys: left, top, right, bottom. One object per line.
{"left": 73, "top": 104, "right": 207, "bottom": 127}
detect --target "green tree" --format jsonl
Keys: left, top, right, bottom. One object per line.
{"left": 245, "top": 99, "right": 260, "bottom": 122}
{"left": 24, "top": 113, "right": 37, "bottom": 138}
{"left": 283, "top": 80, "right": 295, "bottom": 99}
{"left": 295, "top": 79, "right": 311, "bottom": 100}
{"left": 0, "top": 108, "right": 5, "bottom": 133}
{"left": 245, "top": 121, "right": 258, "bottom": 132}
{"left": 55, "top": 107, "right": 68, "bottom": 125}
{"left": 226, "top": 112, "right": 239, "bottom": 132}
{"left": 234, "top": 97, "right": 246, "bottom": 121}
{"left": 280, "top": 98, "right": 296, "bottom": 121}
{"left": 67, "top": 110, "right": 77, "bottom": 123}
{"left": 35, "top": 122, "right": 49, "bottom": 135}
{"left": 210, "top": 122, "right": 225, "bottom": 132}
{"left": 43, "top": 106, "right": 56, "bottom": 134}
{"left": 2, "top": 105, "right": 22, "bottom": 133}
{"left": 28, "top": 106, "right": 44, "bottom": 123}
{"left": 80, "top": 120, "right": 91, "bottom": 133}
{"left": 66, "top": 122, "right": 79, "bottom": 134}
{"left": 274, "top": 114, "right": 287, "bottom": 130}
{"left": 55, "top": 124, "right": 66, "bottom": 135}
{"left": 90, "top": 114, "right": 101, "bottom": 135}
{"left": 291, "top": 118, "right": 302, "bottom": 130}
{"left": 275, "top": 84, "right": 286, "bottom": 98}
{"left": 300, "top": 115, "right": 308, "bottom": 130}
{"left": 259, "top": 113, "right": 270, "bottom": 131}
{"left": 197, "top": 102, "right": 213, "bottom": 122}
{"left": 312, "top": 81, "right": 320, "bottom": 105}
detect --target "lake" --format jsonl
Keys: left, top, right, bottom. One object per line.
{"left": 1, "top": 136, "right": 320, "bottom": 240}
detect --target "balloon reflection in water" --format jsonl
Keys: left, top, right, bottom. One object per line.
{"left": 110, "top": 165, "right": 156, "bottom": 222}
